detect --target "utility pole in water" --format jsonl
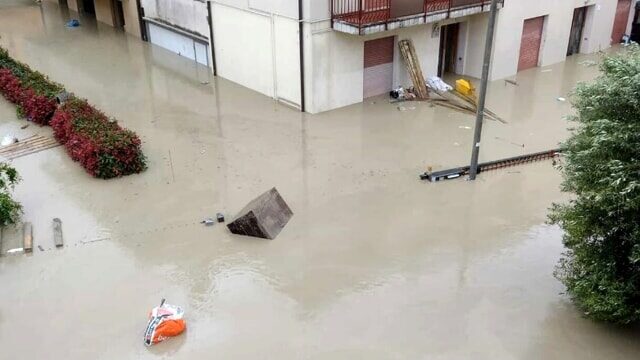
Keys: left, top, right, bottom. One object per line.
{"left": 469, "top": 0, "right": 500, "bottom": 180}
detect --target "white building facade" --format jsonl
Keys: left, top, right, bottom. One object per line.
{"left": 54, "top": 0, "right": 640, "bottom": 113}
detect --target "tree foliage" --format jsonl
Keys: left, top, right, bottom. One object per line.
{"left": 550, "top": 45, "right": 640, "bottom": 324}
{"left": 0, "top": 162, "right": 22, "bottom": 227}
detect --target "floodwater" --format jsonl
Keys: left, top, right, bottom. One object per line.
{"left": 1, "top": 1, "right": 639, "bottom": 359}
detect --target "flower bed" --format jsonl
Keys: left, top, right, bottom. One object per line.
{"left": 51, "top": 98, "right": 147, "bottom": 179}
{"left": 0, "top": 46, "right": 147, "bottom": 178}
{"left": 0, "top": 48, "right": 62, "bottom": 124}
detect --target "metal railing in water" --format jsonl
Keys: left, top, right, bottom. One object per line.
{"left": 331, "top": 0, "right": 498, "bottom": 33}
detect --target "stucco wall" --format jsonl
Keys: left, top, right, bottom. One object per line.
{"left": 392, "top": 24, "right": 440, "bottom": 87}
{"left": 141, "top": 0, "right": 209, "bottom": 37}
{"left": 306, "top": 22, "right": 441, "bottom": 113}
{"left": 490, "top": 0, "right": 618, "bottom": 80}
{"left": 67, "top": 0, "right": 78, "bottom": 12}
{"left": 306, "top": 22, "right": 363, "bottom": 113}
{"left": 122, "top": 0, "right": 141, "bottom": 38}
{"left": 94, "top": 0, "right": 114, "bottom": 26}
{"left": 464, "top": 13, "right": 489, "bottom": 79}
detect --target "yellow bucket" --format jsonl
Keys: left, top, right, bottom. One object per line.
{"left": 455, "top": 79, "right": 475, "bottom": 96}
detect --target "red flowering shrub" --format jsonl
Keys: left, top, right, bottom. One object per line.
{"left": 1, "top": 46, "right": 147, "bottom": 178}
{"left": 19, "top": 88, "right": 58, "bottom": 125}
{"left": 0, "top": 47, "right": 63, "bottom": 124}
{"left": 51, "top": 98, "right": 147, "bottom": 179}
{"left": 0, "top": 69, "right": 24, "bottom": 104}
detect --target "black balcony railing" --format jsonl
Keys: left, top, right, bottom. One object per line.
{"left": 331, "top": 0, "right": 499, "bottom": 33}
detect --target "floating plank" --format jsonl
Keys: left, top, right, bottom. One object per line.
{"left": 53, "top": 218, "right": 63, "bottom": 247}
{"left": 0, "top": 135, "right": 60, "bottom": 160}
{"left": 23, "top": 222, "right": 33, "bottom": 253}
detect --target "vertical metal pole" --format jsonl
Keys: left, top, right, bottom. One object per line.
{"left": 468, "top": 0, "right": 498, "bottom": 180}
{"left": 358, "top": 0, "right": 363, "bottom": 35}
{"left": 298, "top": 0, "right": 306, "bottom": 112}
{"left": 207, "top": 0, "right": 218, "bottom": 76}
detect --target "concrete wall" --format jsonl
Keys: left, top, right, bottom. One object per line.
{"left": 67, "top": 0, "right": 78, "bottom": 12}
{"left": 490, "top": 0, "right": 619, "bottom": 80}
{"left": 141, "top": 0, "right": 209, "bottom": 37}
{"left": 392, "top": 24, "right": 440, "bottom": 88}
{"left": 305, "top": 22, "right": 363, "bottom": 113}
{"left": 463, "top": 13, "right": 489, "bottom": 79}
{"left": 95, "top": 0, "right": 114, "bottom": 26}
{"left": 122, "top": 0, "right": 141, "bottom": 38}
{"left": 305, "top": 21, "right": 440, "bottom": 113}
{"left": 305, "top": 0, "right": 329, "bottom": 21}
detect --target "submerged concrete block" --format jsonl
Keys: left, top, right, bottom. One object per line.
{"left": 227, "top": 188, "right": 293, "bottom": 240}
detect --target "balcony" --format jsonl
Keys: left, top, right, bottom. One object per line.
{"left": 331, "top": 0, "right": 503, "bottom": 35}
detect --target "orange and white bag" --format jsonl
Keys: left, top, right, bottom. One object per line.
{"left": 144, "top": 299, "right": 186, "bottom": 347}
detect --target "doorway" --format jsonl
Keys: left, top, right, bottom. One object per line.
{"left": 632, "top": 3, "right": 640, "bottom": 42}
{"left": 112, "top": 0, "right": 126, "bottom": 28}
{"left": 438, "top": 23, "right": 459, "bottom": 77}
{"left": 567, "top": 7, "right": 587, "bottom": 56}
{"left": 82, "top": 0, "right": 95, "bottom": 16}
{"left": 518, "top": 16, "right": 545, "bottom": 71}
{"left": 611, "top": 0, "right": 632, "bottom": 44}
{"left": 363, "top": 36, "right": 395, "bottom": 98}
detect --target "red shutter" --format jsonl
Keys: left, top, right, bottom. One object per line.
{"left": 364, "top": 37, "right": 394, "bottom": 98}
{"left": 518, "top": 17, "right": 545, "bottom": 72}
{"left": 611, "top": 0, "right": 632, "bottom": 44}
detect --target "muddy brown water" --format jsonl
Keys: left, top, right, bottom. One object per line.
{"left": 0, "top": 1, "right": 639, "bottom": 359}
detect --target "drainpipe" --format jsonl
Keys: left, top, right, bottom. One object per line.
{"left": 136, "top": 0, "right": 148, "bottom": 41}
{"left": 298, "top": 0, "right": 306, "bottom": 112}
{"left": 207, "top": 0, "right": 218, "bottom": 76}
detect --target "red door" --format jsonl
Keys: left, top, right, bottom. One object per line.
{"left": 518, "top": 17, "right": 545, "bottom": 72}
{"left": 363, "top": 37, "right": 394, "bottom": 98}
{"left": 611, "top": 0, "right": 632, "bottom": 44}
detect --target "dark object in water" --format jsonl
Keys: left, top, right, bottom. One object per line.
{"left": 227, "top": 188, "right": 293, "bottom": 240}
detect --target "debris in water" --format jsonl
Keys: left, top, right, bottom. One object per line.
{"left": 227, "top": 187, "right": 293, "bottom": 240}
{"left": 66, "top": 19, "right": 80, "bottom": 28}
{"left": 398, "top": 106, "right": 407, "bottom": 111}
{"left": 453, "top": 142, "right": 460, "bottom": 147}
{"left": 495, "top": 136, "right": 525, "bottom": 148}
{"left": 6, "top": 248, "right": 23, "bottom": 254}
{"left": 541, "top": 69, "right": 553, "bottom": 73}
{"left": 1, "top": 135, "right": 18, "bottom": 146}
{"left": 144, "top": 299, "right": 186, "bottom": 347}
{"left": 557, "top": 97, "right": 566, "bottom": 102}
{"left": 216, "top": 213, "right": 225, "bottom": 223}
{"left": 200, "top": 80, "right": 209, "bottom": 85}
{"left": 578, "top": 60, "right": 597, "bottom": 67}
{"left": 20, "top": 124, "right": 29, "bottom": 130}
{"left": 53, "top": 218, "right": 63, "bottom": 247}
{"left": 38, "top": 245, "right": 44, "bottom": 252}
{"left": 201, "top": 218, "right": 215, "bottom": 226}
{"left": 427, "top": 76, "right": 453, "bottom": 93}
{"left": 23, "top": 222, "right": 33, "bottom": 253}
{"left": 504, "top": 79, "right": 518, "bottom": 86}
{"left": 81, "top": 237, "right": 110, "bottom": 244}
{"left": 458, "top": 126, "right": 471, "bottom": 130}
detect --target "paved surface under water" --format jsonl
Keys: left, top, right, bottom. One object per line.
{"left": 1, "top": 1, "right": 639, "bottom": 359}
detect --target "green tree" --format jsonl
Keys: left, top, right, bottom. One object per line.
{"left": 550, "top": 45, "right": 640, "bottom": 324}
{"left": 0, "top": 162, "right": 21, "bottom": 226}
